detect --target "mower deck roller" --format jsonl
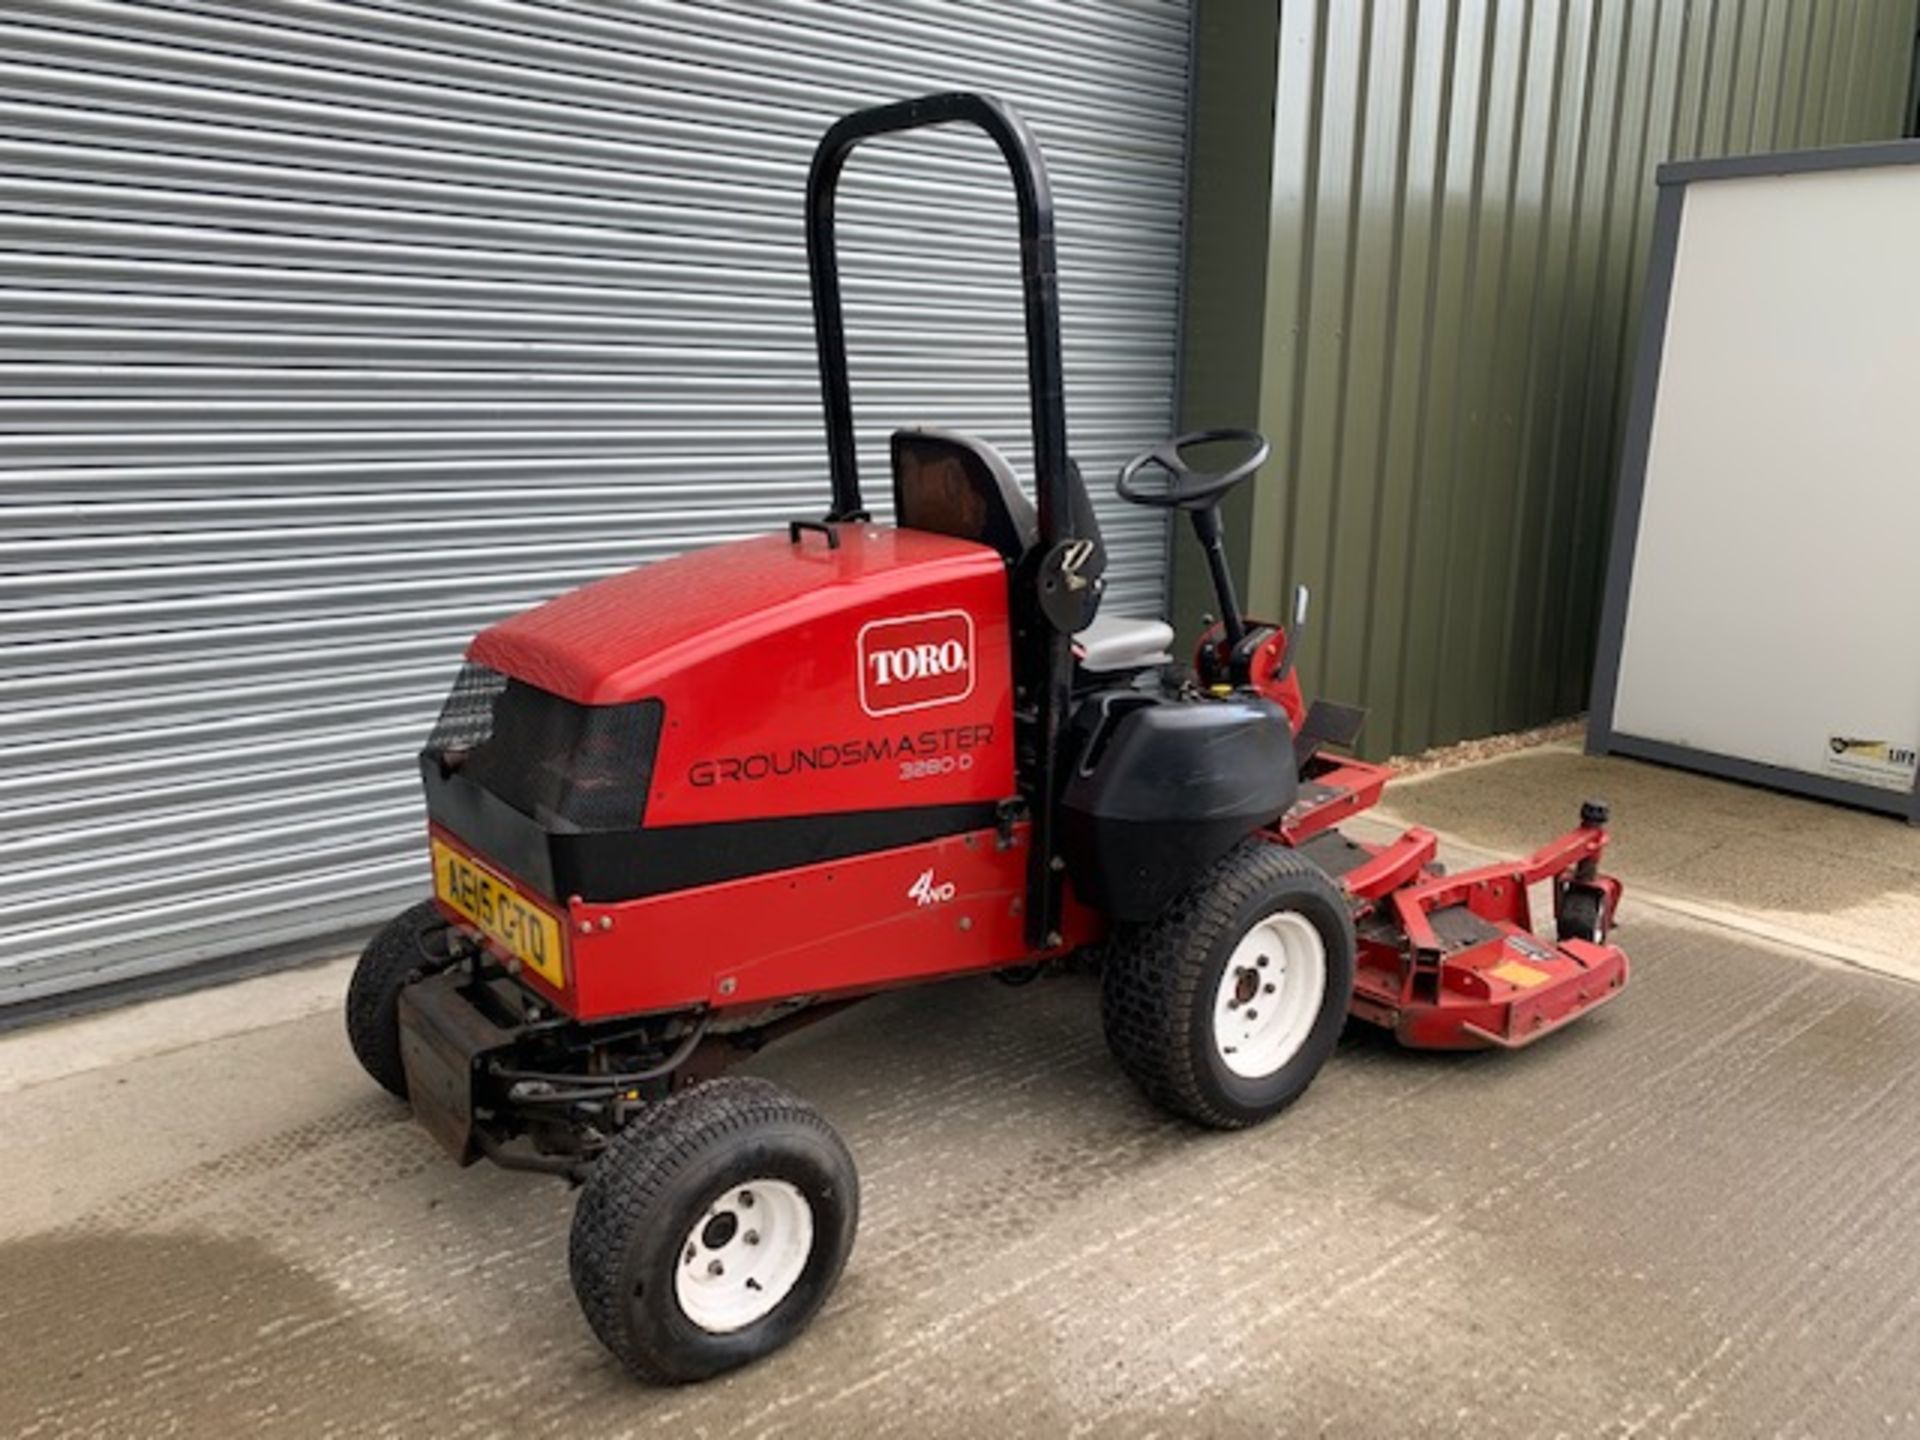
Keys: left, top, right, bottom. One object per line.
{"left": 346, "top": 92, "right": 1630, "bottom": 1384}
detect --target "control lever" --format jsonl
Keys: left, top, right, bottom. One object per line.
{"left": 1283, "top": 583, "right": 1310, "bottom": 680}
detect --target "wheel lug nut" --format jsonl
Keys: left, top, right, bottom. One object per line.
{"left": 685, "top": 1245, "right": 696, "bottom": 1263}
{"left": 739, "top": 1190, "right": 754, "bottom": 1208}
{"left": 1257, "top": 956, "right": 1269, "bottom": 968}
{"left": 708, "top": 1259, "right": 725, "bottom": 1277}
{"left": 744, "top": 1230, "right": 759, "bottom": 1246}
{"left": 1264, "top": 983, "right": 1275, "bottom": 994}
{"left": 1245, "top": 1009, "right": 1257, "bottom": 1020}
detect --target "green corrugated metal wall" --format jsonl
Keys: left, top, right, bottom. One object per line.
{"left": 1179, "top": 0, "right": 1919, "bottom": 757}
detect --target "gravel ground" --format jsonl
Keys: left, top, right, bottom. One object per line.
{"left": 1386, "top": 717, "right": 1586, "bottom": 777}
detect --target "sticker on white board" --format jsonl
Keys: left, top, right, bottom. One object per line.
{"left": 1823, "top": 736, "right": 1918, "bottom": 793}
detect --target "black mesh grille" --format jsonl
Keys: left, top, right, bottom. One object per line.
{"left": 422, "top": 663, "right": 663, "bottom": 833}
{"left": 426, "top": 663, "right": 508, "bottom": 755}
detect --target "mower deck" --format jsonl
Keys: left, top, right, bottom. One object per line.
{"left": 1277, "top": 756, "right": 1628, "bottom": 1050}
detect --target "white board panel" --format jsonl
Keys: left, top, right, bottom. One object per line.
{"left": 1611, "top": 163, "right": 1920, "bottom": 797}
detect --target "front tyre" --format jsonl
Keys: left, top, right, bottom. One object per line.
{"left": 569, "top": 1077, "right": 859, "bottom": 1384}
{"left": 1102, "top": 842, "right": 1356, "bottom": 1129}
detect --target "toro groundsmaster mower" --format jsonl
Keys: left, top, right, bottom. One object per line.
{"left": 346, "top": 93, "right": 1629, "bottom": 1383}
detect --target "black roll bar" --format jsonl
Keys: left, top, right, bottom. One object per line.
{"left": 805, "top": 92, "right": 1076, "bottom": 949}
{"left": 806, "top": 92, "right": 1073, "bottom": 544}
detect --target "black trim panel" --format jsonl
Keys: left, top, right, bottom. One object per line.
{"left": 422, "top": 761, "right": 1001, "bottom": 902}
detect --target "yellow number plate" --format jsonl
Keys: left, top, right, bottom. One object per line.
{"left": 431, "top": 839, "right": 565, "bottom": 988}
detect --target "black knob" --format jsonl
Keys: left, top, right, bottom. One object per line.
{"left": 1580, "top": 799, "right": 1610, "bottom": 828}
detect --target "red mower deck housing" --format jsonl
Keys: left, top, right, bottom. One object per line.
{"left": 1284, "top": 780, "right": 1627, "bottom": 1048}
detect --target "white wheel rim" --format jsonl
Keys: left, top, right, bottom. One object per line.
{"left": 1210, "top": 910, "right": 1328, "bottom": 1079}
{"left": 672, "top": 1178, "right": 814, "bottom": 1334}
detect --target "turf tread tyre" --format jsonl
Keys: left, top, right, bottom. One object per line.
{"left": 344, "top": 899, "right": 447, "bottom": 1099}
{"left": 1102, "top": 842, "right": 1355, "bottom": 1130}
{"left": 569, "top": 1076, "right": 858, "bottom": 1384}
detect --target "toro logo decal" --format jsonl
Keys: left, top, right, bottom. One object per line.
{"left": 857, "top": 609, "right": 975, "bottom": 717}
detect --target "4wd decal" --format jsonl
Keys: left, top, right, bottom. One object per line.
{"left": 907, "top": 868, "right": 956, "bottom": 907}
{"left": 858, "top": 609, "right": 975, "bottom": 717}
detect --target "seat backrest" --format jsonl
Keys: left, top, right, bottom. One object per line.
{"left": 890, "top": 427, "right": 1037, "bottom": 561}
{"left": 890, "top": 426, "right": 1108, "bottom": 628}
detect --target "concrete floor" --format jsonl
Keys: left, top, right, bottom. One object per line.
{"left": 4, "top": 755, "right": 1920, "bottom": 1437}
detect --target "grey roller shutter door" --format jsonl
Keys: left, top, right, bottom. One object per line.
{"left": 0, "top": 0, "right": 1191, "bottom": 1007}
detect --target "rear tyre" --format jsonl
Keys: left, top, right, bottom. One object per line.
{"left": 569, "top": 1077, "right": 859, "bottom": 1385}
{"left": 344, "top": 899, "right": 452, "bottom": 1099}
{"left": 1102, "top": 842, "right": 1355, "bottom": 1129}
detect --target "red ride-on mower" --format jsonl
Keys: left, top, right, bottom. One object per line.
{"left": 346, "top": 93, "right": 1629, "bottom": 1383}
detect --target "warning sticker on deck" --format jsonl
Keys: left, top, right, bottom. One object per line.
{"left": 1823, "top": 736, "right": 1918, "bottom": 793}
{"left": 1490, "top": 960, "right": 1551, "bottom": 990}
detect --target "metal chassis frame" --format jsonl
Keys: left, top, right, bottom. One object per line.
{"left": 1586, "top": 141, "right": 1920, "bottom": 826}
{"left": 399, "top": 952, "right": 861, "bottom": 1182}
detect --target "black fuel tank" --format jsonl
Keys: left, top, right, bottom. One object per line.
{"left": 1059, "top": 692, "right": 1297, "bottom": 922}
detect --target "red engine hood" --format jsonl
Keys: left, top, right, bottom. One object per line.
{"left": 469, "top": 525, "right": 1005, "bottom": 704}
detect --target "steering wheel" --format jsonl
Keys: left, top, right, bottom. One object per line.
{"left": 1116, "top": 428, "right": 1269, "bottom": 511}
